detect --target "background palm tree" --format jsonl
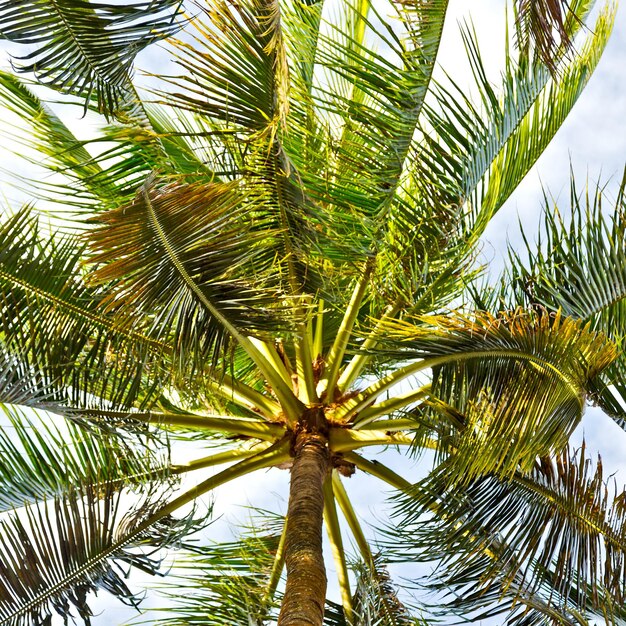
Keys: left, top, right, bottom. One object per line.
{"left": 0, "top": 0, "right": 625, "bottom": 624}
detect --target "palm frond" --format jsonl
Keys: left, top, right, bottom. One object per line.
{"left": 0, "top": 482, "right": 205, "bottom": 626}
{"left": 135, "top": 512, "right": 284, "bottom": 625}
{"left": 162, "top": 0, "right": 287, "bottom": 136}
{"left": 420, "top": 0, "right": 614, "bottom": 238}
{"left": 515, "top": 0, "right": 581, "bottom": 72}
{"left": 308, "top": 0, "right": 449, "bottom": 214}
{"left": 368, "top": 190, "right": 474, "bottom": 317}
{"left": 0, "top": 71, "right": 109, "bottom": 211}
{"left": 87, "top": 177, "right": 292, "bottom": 376}
{"left": 60, "top": 108, "right": 214, "bottom": 214}
{"left": 0, "top": 76, "right": 231, "bottom": 219}
{"left": 0, "top": 207, "right": 169, "bottom": 412}
{"left": 283, "top": 0, "right": 452, "bottom": 286}
{"left": 503, "top": 173, "right": 626, "bottom": 430}
{"left": 350, "top": 556, "right": 425, "bottom": 626}
{"left": 159, "top": 0, "right": 342, "bottom": 296}
{"left": 0, "top": 404, "right": 170, "bottom": 511}
{"left": 389, "top": 444, "right": 626, "bottom": 625}
{"left": 320, "top": 557, "right": 427, "bottom": 626}
{"left": 378, "top": 310, "right": 615, "bottom": 482}
{"left": 0, "top": 0, "right": 183, "bottom": 118}
{"left": 0, "top": 72, "right": 166, "bottom": 220}
{"left": 280, "top": 0, "right": 324, "bottom": 99}
{"left": 142, "top": 104, "right": 227, "bottom": 179}
{"left": 510, "top": 175, "right": 626, "bottom": 324}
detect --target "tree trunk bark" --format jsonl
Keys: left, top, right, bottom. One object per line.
{"left": 277, "top": 431, "right": 329, "bottom": 626}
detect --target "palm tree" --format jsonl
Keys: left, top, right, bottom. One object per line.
{"left": 0, "top": 0, "right": 624, "bottom": 624}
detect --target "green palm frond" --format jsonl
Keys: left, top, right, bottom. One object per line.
{"left": 135, "top": 513, "right": 284, "bottom": 625}
{"left": 368, "top": 191, "right": 473, "bottom": 316}
{"left": 159, "top": 0, "right": 455, "bottom": 301}
{"left": 87, "top": 177, "right": 292, "bottom": 375}
{"left": 421, "top": 0, "right": 614, "bottom": 238}
{"left": 159, "top": 0, "right": 341, "bottom": 296}
{"left": 0, "top": 0, "right": 183, "bottom": 118}
{"left": 0, "top": 404, "right": 170, "bottom": 511}
{"left": 509, "top": 176, "right": 626, "bottom": 323}
{"left": 377, "top": 310, "right": 615, "bottom": 481}
{"left": 0, "top": 208, "right": 169, "bottom": 412}
{"left": 0, "top": 73, "right": 176, "bottom": 218}
{"left": 63, "top": 108, "right": 215, "bottom": 213}
{"left": 0, "top": 71, "right": 231, "bottom": 217}
{"left": 0, "top": 483, "right": 204, "bottom": 626}
{"left": 390, "top": 444, "right": 626, "bottom": 625}
{"left": 141, "top": 104, "right": 226, "bottom": 179}
{"left": 306, "top": 0, "right": 448, "bottom": 215}
{"left": 281, "top": 0, "right": 453, "bottom": 288}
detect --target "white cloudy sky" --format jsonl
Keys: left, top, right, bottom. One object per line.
{"left": 1, "top": 1, "right": 626, "bottom": 624}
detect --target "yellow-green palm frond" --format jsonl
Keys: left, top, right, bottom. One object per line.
{"left": 0, "top": 405, "right": 171, "bottom": 511}
{"left": 379, "top": 310, "right": 615, "bottom": 481}
{"left": 503, "top": 171, "right": 626, "bottom": 433}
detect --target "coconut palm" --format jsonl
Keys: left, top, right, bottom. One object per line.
{"left": 0, "top": 0, "right": 624, "bottom": 624}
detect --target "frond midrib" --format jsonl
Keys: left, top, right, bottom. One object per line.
{"left": 48, "top": 0, "right": 123, "bottom": 87}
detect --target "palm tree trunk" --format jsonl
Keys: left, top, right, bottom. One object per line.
{"left": 278, "top": 429, "right": 329, "bottom": 626}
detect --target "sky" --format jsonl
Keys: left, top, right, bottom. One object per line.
{"left": 0, "top": 0, "right": 626, "bottom": 624}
